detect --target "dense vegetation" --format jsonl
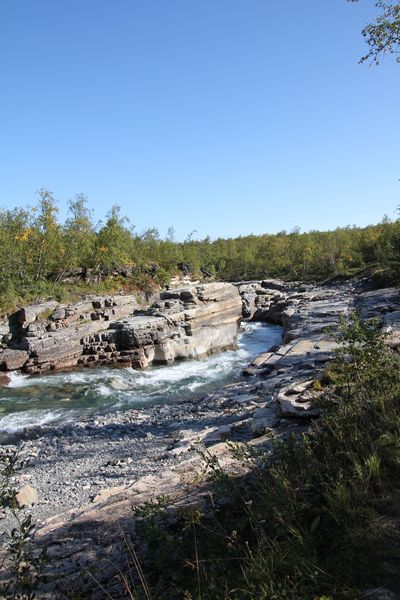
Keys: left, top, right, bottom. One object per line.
{"left": 122, "top": 316, "right": 400, "bottom": 599}
{"left": 0, "top": 190, "right": 400, "bottom": 313}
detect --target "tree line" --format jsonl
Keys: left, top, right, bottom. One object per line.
{"left": 0, "top": 190, "right": 399, "bottom": 311}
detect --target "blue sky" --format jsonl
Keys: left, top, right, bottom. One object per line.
{"left": 1, "top": 0, "right": 399, "bottom": 240}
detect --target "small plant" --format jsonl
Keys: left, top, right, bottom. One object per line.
{"left": 35, "top": 307, "right": 54, "bottom": 321}
{"left": 133, "top": 494, "right": 172, "bottom": 519}
{"left": 0, "top": 447, "right": 46, "bottom": 600}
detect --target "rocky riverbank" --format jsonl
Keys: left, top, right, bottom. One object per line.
{"left": 2, "top": 279, "right": 400, "bottom": 598}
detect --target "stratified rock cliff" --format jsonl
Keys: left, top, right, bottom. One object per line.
{"left": 0, "top": 283, "right": 242, "bottom": 375}
{"left": 94, "top": 282, "right": 242, "bottom": 369}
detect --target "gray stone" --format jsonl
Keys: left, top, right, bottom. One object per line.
{"left": 0, "top": 349, "right": 28, "bottom": 371}
{"left": 16, "top": 301, "right": 59, "bottom": 327}
{"left": 252, "top": 407, "right": 274, "bottom": 434}
{"left": 51, "top": 308, "right": 66, "bottom": 321}
{"left": 100, "top": 283, "right": 242, "bottom": 369}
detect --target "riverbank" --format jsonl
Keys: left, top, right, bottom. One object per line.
{"left": 1, "top": 323, "right": 282, "bottom": 522}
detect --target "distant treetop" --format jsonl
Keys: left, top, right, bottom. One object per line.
{"left": 351, "top": 0, "right": 400, "bottom": 63}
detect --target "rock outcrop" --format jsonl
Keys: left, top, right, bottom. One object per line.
{"left": 0, "top": 283, "right": 242, "bottom": 375}
{"left": 1, "top": 295, "right": 139, "bottom": 375}
{"left": 241, "top": 282, "right": 353, "bottom": 418}
{"left": 91, "top": 282, "right": 242, "bottom": 369}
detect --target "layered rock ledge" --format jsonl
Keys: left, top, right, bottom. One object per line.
{"left": 0, "top": 282, "right": 242, "bottom": 375}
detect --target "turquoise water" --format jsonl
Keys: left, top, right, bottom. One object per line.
{"left": 0, "top": 322, "right": 282, "bottom": 433}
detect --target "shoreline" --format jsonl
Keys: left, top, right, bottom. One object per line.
{"left": 1, "top": 336, "right": 281, "bottom": 524}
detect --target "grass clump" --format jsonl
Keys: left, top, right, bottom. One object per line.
{"left": 128, "top": 314, "right": 400, "bottom": 599}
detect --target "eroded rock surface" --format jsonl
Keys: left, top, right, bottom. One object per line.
{"left": 1, "top": 295, "right": 139, "bottom": 375}
{"left": 92, "top": 282, "right": 242, "bottom": 369}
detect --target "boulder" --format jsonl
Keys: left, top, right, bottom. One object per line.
{"left": 0, "top": 349, "right": 28, "bottom": 371}
{"left": 277, "top": 381, "right": 321, "bottom": 419}
{"left": 50, "top": 308, "right": 66, "bottom": 321}
{"left": 13, "top": 301, "right": 59, "bottom": 329}
{"left": 16, "top": 484, "right": 39, "bottom": 507}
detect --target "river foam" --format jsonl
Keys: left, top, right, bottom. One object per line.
{"left": 0, "top": 322, "right": 282, "bottom": 433}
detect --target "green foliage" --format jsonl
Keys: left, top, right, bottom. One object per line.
{"left": 94, "top": 205, "right": 134, "bottom": 273}
{"left": 62, "top": 194, "right": 96, "bottom": 273}
{"left": 350, "top": 1, "right": 400, "bottom": 64}
{"left": 0, "top": 447, "right": 46, "bottom": 599}
{"left": 1, "top": 193, "right": 400, "bottom": 313}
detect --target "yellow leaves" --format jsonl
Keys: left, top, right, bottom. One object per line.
{"left": 99, "top": 246, "right": 108, "bottom": 253}
{"left": 14, "top": 229, "right": 30, "bottom": 242}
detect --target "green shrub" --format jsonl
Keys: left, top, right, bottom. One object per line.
{"left": 0, "top": 447, "right": 46, "bottom": 599}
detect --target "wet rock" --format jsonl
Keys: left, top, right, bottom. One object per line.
{"left": 0, "top": 372, "right": 10, "bottom": 385}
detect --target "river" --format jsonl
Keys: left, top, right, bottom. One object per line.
{"left": 0, "top": 322, "right": 282, "bottom": 434}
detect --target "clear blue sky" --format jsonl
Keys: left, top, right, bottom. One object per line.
{"left": 1, "top": 0, "right": 399, "bottom": 240}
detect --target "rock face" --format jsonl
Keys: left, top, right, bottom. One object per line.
{"left": 241, "top": 282, "right": 354, "bottom": 418}
{"left": 81, "top": 283, "right": 242, "bottom": 369}
{"left": 0, "top": 283, "right": 242, "bottom": 375}
{"left": 0, "top": 295, "right": 139, "bottom": 375}
{"left": 235, "top": 279, "right": 310, "bottom": 324}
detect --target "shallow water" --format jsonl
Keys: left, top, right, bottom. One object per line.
{"left": 0, "top": 322, "right": 282, "bottom": 433}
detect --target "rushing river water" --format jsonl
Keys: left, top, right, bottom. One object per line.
{"left": 0, "top": 322, "right": 282, "bottom": 433}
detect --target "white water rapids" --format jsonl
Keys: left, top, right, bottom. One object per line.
{"left": 0, "top": 322, "right": 282, "bottom": 433}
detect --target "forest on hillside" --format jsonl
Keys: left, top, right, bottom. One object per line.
{"left": 0, "top": 190, "right": 399, "bottom": 312}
